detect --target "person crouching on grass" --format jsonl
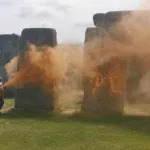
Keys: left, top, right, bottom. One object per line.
{"left": 0, "top": 77, "right": 4, "bottom": 110}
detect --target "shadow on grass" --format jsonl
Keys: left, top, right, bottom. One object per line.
{"left": 0, "top": 109, "right": 150, "bottom": 137}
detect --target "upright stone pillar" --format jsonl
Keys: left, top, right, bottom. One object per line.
{"left": 0, "top": 34, "right": 19, "bottom": 82}
{"left": 15, "top": 28, "right": 57, "bottom": 110}
{"left": 82, "top": 26, "right": 126, "bottom": 115}
{"left": 0, "top": 34, "right": 20, "bottom": 97}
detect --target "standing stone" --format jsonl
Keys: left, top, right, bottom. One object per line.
{"left": 105, "top": 11, "right": 131, "bottom": 27}
{"left": 19, "top": 28, "right": 57, "bottom": 54}
{"left": 0, "top": 34, "right": 19, "bottom": 82}
{"left": 93, "top": 11, "right": 131, "bottom": 28}
{"left": 15, "top": 28, "right": 57, "bottom": 110}
{"left": 0, "top": 34, "right": 20, "bottom": 97}
{"left": 91, "top": 11, "right": 145, "bottom": 104}
{"left": 93, "top": 13, "right": 106, "bottom": 27}
{"left": 82, "top": 27, "right": 126, "bottom": 115}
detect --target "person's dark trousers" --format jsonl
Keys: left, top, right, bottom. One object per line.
{"left": 0, "top": 98, "right": 4, "bottom": 110}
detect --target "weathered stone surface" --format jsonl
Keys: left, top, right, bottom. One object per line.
{"left": 82, "top": 60, "right": 126, "bottom": 115}
{"left": 85, "top": 27, "right": 107, "bottom": 43}
{"left": 0, "top": 34, "right": 19, "bottom": 82}
{"left": 82, "top": 27, "right": 126, "bottom": 115}
{"left": 84, "top": 10, "right": 149, "bottom": 114}
{"left": 15, "top": 85, "right": 56, "bottom": 110}
{"left": 84, "top": 27, "right": 108, "bottom": 69}
{"left": 0, "top": 34, "right": 19, "bottom": 97}
{"left": 105, "top": 11, "right": 131, "bottom": 27}
{"left": 15, "top": 28, "right": 58, "bottom": 110}
{"left": 93, "top": 13, "right": 106, "bottom": 27}
{"left": 93, "top": 11, "right": 131, "bottom": 28}
{"left": 19, "top": 28, "right": 57, "bottom": 53}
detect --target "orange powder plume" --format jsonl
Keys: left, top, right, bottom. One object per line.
{"left": 4, "top": 44, "right": 65, "bottom": 91}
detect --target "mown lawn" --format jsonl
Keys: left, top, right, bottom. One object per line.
{"left": 0, "top": 99, "right": 150, "bottom": 150}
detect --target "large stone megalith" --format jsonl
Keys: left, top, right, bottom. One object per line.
{"left": 82, "top": 12, "right": 127, "bottom": 115}
{"left": 15, "top": 28, "right": 57, "bottom": 110}
{"left": 0, "top": 34, "right": 19, "bottom": 82}
{"left": 0, "top": 34, "right": 20, "bottom": 97}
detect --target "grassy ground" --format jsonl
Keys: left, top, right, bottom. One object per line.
{"left": 0, "top": 99, "right": 150, "bottom": 150}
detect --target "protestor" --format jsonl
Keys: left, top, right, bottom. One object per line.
{"left": 0, "top": 77, "right": 4, "bottom": 110}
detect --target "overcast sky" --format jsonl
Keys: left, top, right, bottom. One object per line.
{"left": 0, "top": 0, "right": 143, "bottom": 43}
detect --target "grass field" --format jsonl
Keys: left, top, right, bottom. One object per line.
{"left": 0, "top": 99, "right": 150, "bottom": 150}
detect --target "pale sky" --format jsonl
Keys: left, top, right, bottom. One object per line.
{"left": 0, "top": 0, "right": 142, "bottom": 43}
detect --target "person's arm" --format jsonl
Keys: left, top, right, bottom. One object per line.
{"left": 3, "top": 84, "right": 6, "bottom": 89}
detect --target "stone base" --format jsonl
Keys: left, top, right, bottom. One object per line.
{"left": 15, "top": 85, "right": 57, "bottom": 110}
{"left": 82, "top": 77, "right": 124, "bottom": 115}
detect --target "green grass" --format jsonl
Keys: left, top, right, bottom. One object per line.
{"left": 0, "top": 99, "right": 150, "bottom": 150}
